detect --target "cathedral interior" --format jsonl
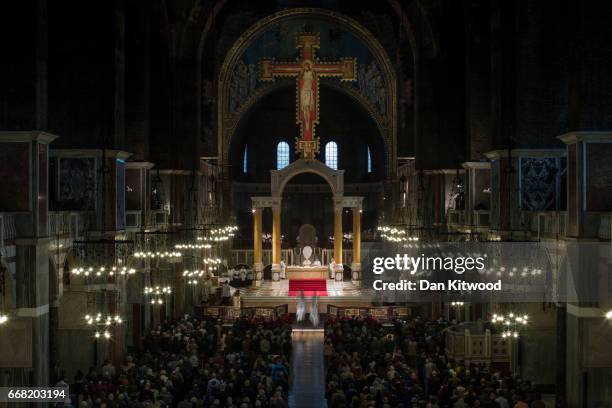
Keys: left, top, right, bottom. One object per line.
{"left": 1, "top": 0, "right": 612, "bottom": 407}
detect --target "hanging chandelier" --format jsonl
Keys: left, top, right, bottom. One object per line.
{"left": 134, "top": 250, "right": 182, "bottom": 259}
{"left": 492, "top": 312, "right": 529, "bottom": 338}
{"left": 71, "top": 266, "right": 136, "bottom": 277}
{"left": 70, "top": 239, "right": 135, "bottom": 283}
{"left": 175, "top": 243, "right": 211, "bottom": 250}
{"left": 183, "top": 269, "right": 206, "bottom": 285}
{"left": 144, "top": 286, "right": 172, "bottom": 305}
{"left": 377, "top": 225, "right": 420, "bottom": 243}
{"left": 197, "top": 225, "right": 238, "bottom": 242}
{"left": 84, "top": 312, "right": 123, "bottom": 340}
{"left": 0, "top": 313, "right": 8, "bottom": 325}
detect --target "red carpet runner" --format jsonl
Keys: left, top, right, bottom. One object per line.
{"left": 288, "top": 279, "right": 327, "bottom": 296}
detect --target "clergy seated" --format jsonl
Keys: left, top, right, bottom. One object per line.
{"left": 324, "top": 316, "right": 544, "bottom": 408}
{"left": 229, "top": 267, "right": 252, "bottom": 287}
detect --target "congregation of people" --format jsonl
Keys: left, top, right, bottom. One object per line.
{"left": 64, "top": 315, "right": 292, "bottom": 408}
{"left": 324, "top": 316, "right": 548, "bottom": 408}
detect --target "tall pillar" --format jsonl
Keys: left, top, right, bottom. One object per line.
{"left": 0, "top": 131, "right": 58, "bottom": 386}
{"left": 462, "top": 161, "right": 491, "bottom": 227}
{"left": 351, "top": 207, "right": 361, "bottom": 286}
{"left": 252, "top": 208, "right": 263, "bottom": 285}
{"left": 559, "top": 132, "right": 612, "bottom": 237}
{"left": 484, "top": 151, "right": 515, "bottom": 235}
{"left": 271, "top": 204, "right": 281, "bottom": 281}
{"left": 172, "top": 264, "right": 184, "bottom": 319}
{"left": 333, "top": 205, "right": 343, "bottom": 281}
{"left": 125, "top": 161, "right": 154, "bottom": 228}
{"left": 558, "top": 132, "right": 612, "bottom": 407}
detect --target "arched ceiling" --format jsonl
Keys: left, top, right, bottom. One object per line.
{"left": 230, "top": 85, "right": 385, "bottom": 183}
{"left": 218, "top": 8, "right": 397, "bottom": 178}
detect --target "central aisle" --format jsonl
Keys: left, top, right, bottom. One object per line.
{"left": 288, "top": 330, "right": 327, "bottom": 408}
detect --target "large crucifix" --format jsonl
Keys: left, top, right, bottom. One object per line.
{"left": 260, "top": 32, "right": 357, "bottom": 159}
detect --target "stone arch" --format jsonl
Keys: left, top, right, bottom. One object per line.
{"left": 186, "top": 0, "right": 437, "bottom": 60}
{"left": 228, "top": 80, "right": 389, "bottom": 158}
{"left": 271, "top": 159, "right": 344, "bottom": 198}
{"left": 217, "top": 8, "right": 398, "bottom": 179}
{"left": 228, "top": 82, "right": 388, "bottom": 183}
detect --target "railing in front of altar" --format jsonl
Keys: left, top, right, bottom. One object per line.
{"left": 445, "top": 329, "right": 511, "bottom": 367}
{"left": 198, "top": 304, "right": 289, "bottom": 323}
{"left": 229, "top": 248, "right": 354, "bottom": 267}
{"left": 326, "top": 305, "right": 412, "bottom": 322}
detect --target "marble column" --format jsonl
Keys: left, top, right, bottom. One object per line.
{"left": 483, "top": 150, "right": 515, "bottom": 236}
{"left": 173, "top": 264, "right": 185, "bottom": 319}
{"left": 333, "top": 205, "right": 343, "bottom": 281}
{"left": 125, "top": 161, "right": 154, "bottom": 228}
{"left": 0, "top": 131, "right": 58, "bottom": 386}
{"left": 252, "top": 208, "right": 263, "bottom": 285}
{"left": 271, "top": 204, "right": 281, "bottom": 281}
{"left": 462, "top": 161, "right": 491, "bottom": 228}
{"left": 558, "top": 132, "right": 612, "bottom": 406}
{"left": 559, "top": 132, "right": 612, "bottom": 237}
{"left": 351, "top": 207, "right": 361, "bottom": 286}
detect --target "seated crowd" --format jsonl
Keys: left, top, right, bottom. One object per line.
{"left": 325, "top": 316, "right": 546, "bottom": 408}
{"left": 67, "top": 314, "right": 292, "bottom": 408}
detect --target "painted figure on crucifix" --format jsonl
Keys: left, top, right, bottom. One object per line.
{"left": 259, "top": 32, "right": 356, "bottom": 159}
{"left": 300, "top": 60, "right": 316, "bottom": 132}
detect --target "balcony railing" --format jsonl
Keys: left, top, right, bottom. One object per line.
{"left": 598, "top": 213, "right": 612, "bottom": 240}
{"left": 524, "top": 211, "right": 567, "bottom": 239}
{"left": 48, "top": 211, "right": 93, "bottom": 240}
{"left": 447, "top": 209, "right": 466, "bottom": 226}
{"left": 0, "top": 213, "right": 17, "bottom": 248}
{"left": 229, "top": 248, "right": 354, "bottom": 267}
{"left": 125, "top": 211, "right": 142, "bottom": 230}
{"left": 151, "top": 209, "right": 169, "bottom": 227}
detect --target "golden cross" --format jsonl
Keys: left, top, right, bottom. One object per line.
{"left": 260, "top": 32, "right": 356, "bottom": 159}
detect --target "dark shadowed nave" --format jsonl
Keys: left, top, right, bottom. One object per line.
{"left": 1, "top": 1, "right": 612, "bottom": 407}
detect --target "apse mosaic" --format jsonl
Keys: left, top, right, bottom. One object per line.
{"left": 228, "top": 17, "right": 387, "bottom": 117}
{"left": 52, "top": 157, "right": 96, "bottom": 211}
{"left": 519, "top": 157, "right": 565, "bottom": 211}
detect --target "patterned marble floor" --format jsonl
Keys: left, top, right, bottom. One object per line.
{"left": 240, "top": 279, "right": 369, "bottom": 298}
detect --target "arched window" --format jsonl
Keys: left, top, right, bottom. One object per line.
{"left": 277, "top": 141, "right": 290, "bottom": 170}
{"left": 325, "top": 141, "right": 338, "bottom": 170}
{"left": 367, "top": 146, "right": 372, "bottom": 173}
{"left": 243, "top": 146, "right": 248, "bottom": 174}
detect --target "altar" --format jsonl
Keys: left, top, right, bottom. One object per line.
{"left": 286, "top": 265, "right": 328, "bottom": 279}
